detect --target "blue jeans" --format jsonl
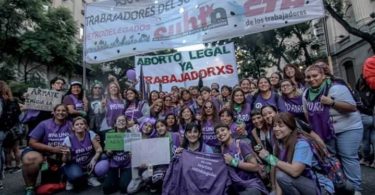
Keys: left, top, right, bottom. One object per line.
{"left": 62, "top": 162, "right": 86, "bottom": 183}
{"left": 361, "top": 114, "right": 375, "bottom": 162}
{"left": 327, "top": 128, "right": 363, "bottom": 191}
{"left": 0, "top": 131, "right": 6, "bottom": 180}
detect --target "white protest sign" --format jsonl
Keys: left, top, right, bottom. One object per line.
{"left": 131, "top": 137, "right": 170, "bottom": 167}
{"left": 84, "top": 0, "right": 324, "bottom": 63}
{"left": 124, "top": 132, "right": 142, "bottom": 152}
{"left": 25, "top": 88, "right": 64, "bottom": 111}
{"left": 135, "top": 43, "right": 238, "bottom": 91}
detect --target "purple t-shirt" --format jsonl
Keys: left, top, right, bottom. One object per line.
{"left": 283, "top": 95, "right": 305, "bottom": 121}
{"left": 29, "top": 118, "right": 72, "bottom": 147}
{"left": 63, "top": 95, "right": 83, "bottom": 111}
{"left": 201, "top": 120, "right": 220, "bottom": 147}
{"left": 253, "top": 91, "right": 286, "bottom": 112}
{"left": 64, "top": 131, "right": 96, "bottom": 167}
{"left": 105, "top": 98, "right": 125, "bottom": 127}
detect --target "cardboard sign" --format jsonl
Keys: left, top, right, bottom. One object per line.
{"left": 105, "top": 132, "right": 125, "bottom": 151}
{"left": 25, "top": 88, "right": 63, "bottom": 111}
{"left": 124, "top": 132, "right": 142, "bottom": 151}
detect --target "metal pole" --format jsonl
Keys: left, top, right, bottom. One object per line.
{"left": 322, "top": 15, "right": 333, "bottom": 74}
{"left": 82, "top": 3, "right": 87, "bottom": 88}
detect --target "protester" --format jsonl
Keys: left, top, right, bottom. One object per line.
{"left": 178, "top": 106, "right": 196, "bottom": 136}
{"left": 176, "top": 123, "right": 213, "bottom": 153}
{"left": 251, "top": 109, "right": 273, "bottom": 153}
{"left": 259, "top": 112, "right": 334, "bottom": 195}
{"left": 124, "top": 88, "right": 150, "bottom": 127}
{"left": 165, "top": 113, "right": 179, "bottom": 133}
{"left": 62, "top": 117, "right": 102, "bottom": 190}
{"left": 215, "top": 123, "right": 268, "bottom": 195}
{"left": 219, "top": 85, "right": 232, "bottom": 108}
{"left": 21, "top": 104, "right": 72, "bottom": 195}
{"left": 102, "top": 115, "right": 132, "bottom": 194}
{"left": 280, "top": 79, "right": 306, "bottom": 121}
{"left": 303, "top": 64, "right": 363, "bottom": 193}
{"left": 283, "top": 64, "right": 305, "bottom": 93}
{"left": 63, "top": 81, "right": 88, "bottom": 118}
{"left": 150, "top": 99, "right": 165, "bottom": 120}
{"left": 200, "top": 100, "right": 220, "bottom": 150}
{"left": 230, "top": 88, "right": 252, "bottom": 133}
{"left": 87, "top": 81, "right": 105, "bottom": 133}
{"left": 252, "top": 77, "right": 286, "bottom": 112}
{"left": 270, "top": 72, "right": 282, "bottom": 93}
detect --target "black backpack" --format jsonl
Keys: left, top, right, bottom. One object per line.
{"left": 0, "top": 98, "right": 21, "bottom": 131}
{"left": 355, "top": 75, "right": 375, "bottom": 115}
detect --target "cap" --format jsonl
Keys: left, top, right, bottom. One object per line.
{"left": 70, "top": 81, "right": 82, "bottom": 86}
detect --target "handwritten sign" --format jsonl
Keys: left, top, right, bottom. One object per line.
{"left": 105, "top": 132, "right": 125, "bottom": 151}
{"left": 124, "top": 132, "right": 142, "bottom": 151}
{"left": 25, "top": 88, "right": 63, "bottom": 111}
{"left": 131, "top": 137, "right": 170, "bottom": 167}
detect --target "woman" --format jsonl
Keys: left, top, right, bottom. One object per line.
{"left": 150, "top": 99, "right": 165, "bottom": 120}
{"left": 303, "top": 64, "right": 363, "bottom": 192}
{"left": 270, "top": 72, "right": 282, "bottom": 93}
{"left": 283, "top": 64, "right": 305, "bottom": 93}
{"left": 252, "top": 77, "right": 286, "bottom": 112}
{"left": 176, "top": 123, "right": 213, "bottom": 153}
{"left": 200, "top": 100, "right": 220, "bottom": 150}
{"left": 87, "top": 82, "right": 105, "bottom": 133}
{"left": 219, "top": 85, "right": 232, "bottom": 108}
{"left": 258, "top": 112, "right": 334, "bottom": 195}
{"left": 280, "top": 79, "right": 306, "bottom": 122}
{"left": 210, "top": 88, "right": 220, "bottom": 98}
{"left": 165, "top": 113, "right": 179, "bottom": 133}
{"left": 21, "top": 104, "right": 72, "bottom": 194}
{"left": 219, "top": 108, "right": 250, "bottom": 145}
{"left": 163, "top": 95, "right": 177, "bottom": 116}
{"left": 63, "top": 81, "right": 88, "bottom": 118}
{"left": 62, "top": 117, "right": 102, "bottom": 190}
{"left": 102, "top": 81, "right": 125, "bottom": 129}
{"left": 124, "top": 88, "right": 150, "bottom": 128}
{"left": 230, "top": 88, "right": 252, "bottom": 133}
{"left": 103, "top": 115, "right": 132, "bottom": 194}
{"left": 148, "top": 90, "right": 159, "bottom": 106}
{"left": 251, "top": 109, "right": 273, "bottom": 154}
{"left": 240, "top": 78, "right": 253, "bottom": 100}
{"left": 215, "top": 123, "right": 268, "bottom": 195}
{"left": 0, "top": 80, "right": 21, "bottom": 187}
{"left": 178, "top": 106, "right": 196, "bottom": 136}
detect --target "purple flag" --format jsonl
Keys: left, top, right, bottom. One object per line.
{"left": 163, "top": 150, "right": 231, "bottom": 195}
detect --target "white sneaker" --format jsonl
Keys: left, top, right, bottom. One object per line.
{"left": 65, "top": 181, "right": 73, "bottom": 191}
{"left": 141, "top": 170, "right": 152, "bottom": 181}
{"left": 127, "top": 178, "right": 142, "bottom": 194}
{"left": 87, "top": 176, "right": 101, "bottom": 187}
{"left": 354, "top": 191, "right": 362, "bottom": 195}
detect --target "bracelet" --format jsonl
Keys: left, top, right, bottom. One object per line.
{"left": 230, "top": 158, "right": 239, "bottom": 167}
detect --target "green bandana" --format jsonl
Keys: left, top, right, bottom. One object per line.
{"left": 307, "top": 79, "right": 331, "bottom": 101}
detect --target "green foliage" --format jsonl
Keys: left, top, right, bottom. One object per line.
{"left": 0, "top": 0, "right": 80, "bottom": 83}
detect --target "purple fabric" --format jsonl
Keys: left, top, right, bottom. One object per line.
{"left": 222, "top": 140, "right": 268, "bottom": 194}
{"left": 109, "top": 151, "right": 131, "bottom": 168}
{"left": 20, "top": 109, "right": 40, "bottom": 123}
{"left": 201, "top": 120, "right": 220, "bottom": 147}
{"left": 162, "top": 150, "right": 231, "bottom": 195}
{"left": 29, "top": 118, "right": 72, "bottom": 147}
{"left": 69, "top": 132, "right": 95, "bottom": 167}
{"left": 253, "top": 91, "right": 286, "bottom": 112}
{"left": 305, "top": 94, "right": 335, "bottom": 141}
{"left": 124, "top": 101, "right": 144, "bottom": 121}
{"left": 105, "top": 98, "right": 125, "bottom": 127}
{"left": 283, "top": 95, "right": 305, "bottom": 121}
{"left": 64, "top": 95, "right": 83, "bottom": 111}
{"left": 233, "top": 103, "right": 252, "bottom": 132}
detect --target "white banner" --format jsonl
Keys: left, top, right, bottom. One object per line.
{"left": 135, "top": 42, "right": 238, "bottom": 91}
{"left": 84, "top": 0, "right": 324, "bottom": 63}
{"left": 25, "top": 88, "right": 64, "bottom": 111}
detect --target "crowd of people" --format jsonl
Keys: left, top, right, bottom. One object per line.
{"left": 0, "top": 59, "right": 372, "bottom": 195}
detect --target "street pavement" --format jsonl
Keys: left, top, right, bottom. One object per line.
{"left": 1, "top": 166, "right": 375, "bottom": 195}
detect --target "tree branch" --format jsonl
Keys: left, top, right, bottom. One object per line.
{"left": 324, "top": 0, "right": 375, "bottom": 52}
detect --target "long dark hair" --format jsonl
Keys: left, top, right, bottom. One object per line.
{"left": 124, "top": 88, "right": 141, "bottom": 111}
{"left": 283, "top": 64, "right": 305, "bottom": 84}
{"left": 165, "top": 113, "right": 179, "bottom": 132}
{"left": 201, "top": 99, "right": 219, "bottom": 124}
{"left": 179, "top": 106, "right": 196, "bottom": 127}
{"left": 230, "top": 88, "right": 246, "bottom": 111}
{"left": 65, "top": 83, "right": 84, "bottom": 100}
{"left": 181, "top": 123, "right": 203, "bottom": 149}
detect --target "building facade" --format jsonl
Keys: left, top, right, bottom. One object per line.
{"left": 319, "top": 0, "right": 375, "bottom": 87}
